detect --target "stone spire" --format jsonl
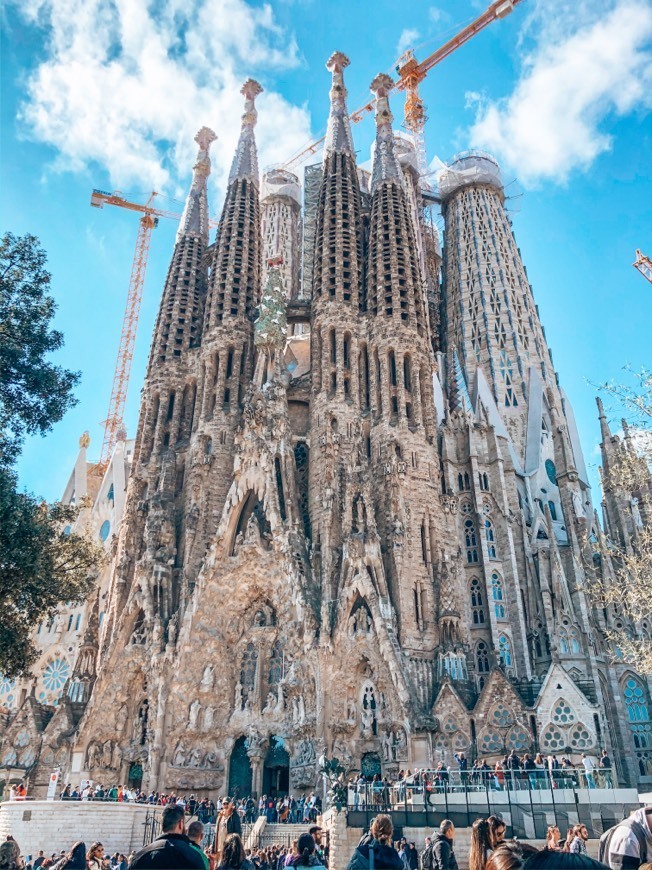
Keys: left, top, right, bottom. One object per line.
{"left": 177, "top": 126, "right": 217, "bottom": 245}
{"left": 370, "top": 73, "right": 403, "bottom": 191}
{"left": 597, "top": 396, "right": 612, "bottom": 443}
{"left": 449, "top": 350, "right": 473, "bottom": 416}
{"left": 228, "top": 79, "right": 263, "bottom": 187}
{"left": 324, "top": 52, "right": 355, "bottom": 158}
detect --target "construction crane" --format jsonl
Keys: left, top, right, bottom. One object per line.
{"left": 90, "top": 190, "right": 217, "bottom": 474}
{"left": 283, "top": 0, "right": 524, "bottom": 174}
{"left": 633, "top": 249, "right": 652, "bottom": 284}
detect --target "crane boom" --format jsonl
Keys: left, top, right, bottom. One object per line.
{"left": 282, "top": 0, "right": 523, "bottom": 172}
{"left": 633, "top": 249, "right": 652, "bottom": 285}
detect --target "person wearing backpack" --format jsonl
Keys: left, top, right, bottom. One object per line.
{"left": 347, "top": 814, "right": 404, "bottom": 870}
{"left": 599, "top": 807, "right": 652, "bottom": 869}
{"left": 420, "top": 838, "right": 433, "bottom": 870}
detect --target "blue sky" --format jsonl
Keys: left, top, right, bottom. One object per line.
{"left": 2, "top": 0, "right": 651, "bottom": 504}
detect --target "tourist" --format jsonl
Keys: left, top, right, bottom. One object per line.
{"left": 59, "top": 784, "right": 72, "bottom": 800}
{"left": 581, "top": 754, "right": 598, "bottom": 789}
{"left": 505, "top": 751, "right": 522, "bottom": 790}
{"left": 286, "top": 835, "right": 322, "bottom": 869}
{"left": 544, "top": 827, "right": 561, "bottom": 852}
{"left": 484, "top": 844, "right": 527, "bottom": 870}
{"left": 0, "top": 839, "right": 22, "bottom": 870}
{"left": 33, "top": 851, "right": 45, "bottom": 869}
{"left": 454, "top": 752, "right": 468, "bottom": 789}
{"left": 468, "top": 818, "right": 493, "bottom": 870}
{"left": 523, "top": 755, "right": 537, "bottom": 790}
{"left": 599, "top": 750, "right": 613, "bottom": 789}
{"left": 88, "top": 843, "right": 105, "bottom": 870}
{"left": 599, "top": 805, "right": 652, "bottom": 869}
{"left": 129, "top": 803, "right": 205, "bottom": 868}
{"left": 188, "top": 822, "right": 209, "bottom": 870}
{"left": 348, "top": 815, "right": 402, "bottom": 870}
{"left": 432, "top": 821, "right": 458, "bottom": 870}
{"left": 493, "top": 763, "right": 505, "bottom": 792}
{"left": 215, "top": 798, "right": 243, "bottom": 863}
{"left": 525, "top": 849, "right": 609, "bottom": 868}
{"left": 218, "top": 835, "right": 254, "bottom": 870}
{"left": 534, "top": 754, "right": 546, "bottom": 790}
{"left": 420, "top": 838, "right": 433, "bottom": 870}
{"left": 397, "top": 840, "right": 409, "bottom": 870}
{"left": 569, "top": 826, "right": 589, "bottom": 856}
{"left": 51, "top": 842, "right": 86, "bottom": 870}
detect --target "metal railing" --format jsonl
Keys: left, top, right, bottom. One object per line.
{"left": 346, "top": 769, "right": 627, "bottom": 841}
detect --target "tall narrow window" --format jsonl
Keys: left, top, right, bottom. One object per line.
{"left": 498, "top": 634, "right": 512, "bottom": 668}
{"left": 485, "top": 518, "right": 497, "bottom": 559}
{"left": 476, "top": 641, "right": 490, "bottom": 673}
{"left": 389, "top": 350, "right": 397, "bottom": 386}
{"left": 470, "top": 578, "right": 485, "bottom": 624}
{"left": 492, "top": 572, "right": 506, "bottom": 618}
{"left": 465, "top": 519, "right": 478, "bottom": 564}
{"left": 403, "top": 355, "right": 412, "bottom": 392}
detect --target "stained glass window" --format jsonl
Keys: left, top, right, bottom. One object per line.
{"left": 465, "top": 519, "right": 478, "bottom": 564}
{"left": 470, "top": 578, "right": 485, "bottom": 624}
{"left": 492, "top": 573, "right": 506, "bottom": 618}
{"left": 476, "top": 641, "right": 490, "bottom": 673}
{"left": 552, "top": 699, "right": 576, "bottom": 725}
{"left": 498, "top": 634, "right": 512, "bottom": 668}
{"left": 268, "top": 640, "right": 283, "bottom": 687}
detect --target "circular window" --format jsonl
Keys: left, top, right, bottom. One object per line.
{"left": 99, "top": 520, "right": 111, "bottom": 542}
{"left": 552, "top": 699, "right": 576, "bottom": 725}
{"left": 545, "top": 459, "right": 557, "bottom": 485}
{"left": 42, "top": 658, "right": 70, "bottom": 694}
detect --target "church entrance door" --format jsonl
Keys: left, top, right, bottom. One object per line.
{"left": 262, "top": 736, "right": 290, "bottom": 797}
{"left": 229, "top": 736, "right": 253, "bottom": 799}
{"left": 361, "top": 751, "right": 382, "bottom": 779}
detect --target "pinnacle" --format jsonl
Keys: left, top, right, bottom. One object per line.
{"left": 194, "top": 126, "right": 217, "bottom": 150}
{"left": 370, "top": 72, "right": 393, "bottom": 95}
{"left": 241, "top": 78, "right": 263, "bottom": 101}
{"left": 326, "top": 51, "right": 350, "bottom": 72}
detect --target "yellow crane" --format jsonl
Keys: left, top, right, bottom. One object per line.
{"left": 283, "top": 0, "right": 524, "bottom": 174}
{"left": 90, "top": 190, "right": 217, "bottom": 473}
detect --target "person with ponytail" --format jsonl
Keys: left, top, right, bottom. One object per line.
{"left": 347, "top": 815, "right": 404, "bottom": 870}
{"left": 469, "top": 819, "right": 492, "bottom": 870}
{"left": 286, "top": 835, "right": 323, "bottom": 868}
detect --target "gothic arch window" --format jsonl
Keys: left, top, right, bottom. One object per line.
{"left": 623, "top": 676, "right": 652, "bottom": 776}
{"left": 551, "top": 699, "right": 576, "bottom": 725}
{"left": 569, "top": 628, "right": 580, "bottom": 654}
{"left": 476, "top": 641, "right": 490, "bottom": 673}
{"left": 498, "top": 634, "right": 512, "bottom": 668}
{"left": 492, "top": 572, "right": 506, "bottom": 618}
{"left": 484, "top": 518, "right": 497, "bottom": 559}
{"left": 268, "top": 640, "right": 284, "bottom": 688}
{"left": 559, "top": 627, "right": 569, "bottom": 655}
{"left": 548, "top": 501, "right": 557, "bottom": 521}
{"left": 240, "top": 642, "right": 258, "bottom": 706}
{"left": 569, "top": 723, "right": 595, "bottom": 750}
{"left": 470, "top": 578, "right": 485, "bottom": 624}
{"left": 465, "top": 519, "right": 479, "bottom": 564}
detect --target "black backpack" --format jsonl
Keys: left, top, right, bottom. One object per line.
{"left": 598, "top": 818, "right": 648, "bottom": 866}
{"left": 347, "top": 840, "right": 376, "bottom": 870}
{"left": 421, "top": 845, "right": 434, "bottom": 870}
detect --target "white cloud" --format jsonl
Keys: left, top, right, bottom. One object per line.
{"left": 467, "top": 0, "right": 652, "bottom": 186}
{"left": 396, "top": 27, "right": 420, "bottom": 55}
{"left": 428, "top": 7, "right": 450, "bottom": 26}
{"left": 10, "top": 0, "right": 313, "bottom": 204}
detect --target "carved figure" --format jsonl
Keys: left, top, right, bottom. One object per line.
{"left": 275, "top": 683, "right": 285, "bottom": 711}
{"left": 189, "top": 700, "right": 201, "bottom": 729}
{"left": 172, "top": 742, "right": 187, "bottom": 767}
{"left": 112, "top": 742, "right": 122, "bottom": 770}
{"left": 234, "top": 681, "right": 243, "bottom": 711}
{"left": 201, "top": 665, "right": 215, "bottom": 691}
{"left": 346, "top": 698, "right": 356, "bottom": 723}
{"left": 87, "top": 742, "right": 99, "bottom": 769}
{"left": 189, "top": 747, "right": 203, "bottom": 768}
{"left": 116, "top": 704, "right": 128, "bottom": 733}
{"left": 167, "top": 613, "right": 179, "bottom": 645}
{"left": 202, "top": 706, "right": 214, "bottom": 731}
{"left": 102, "top": 740, "right": 113, "bottom": 769}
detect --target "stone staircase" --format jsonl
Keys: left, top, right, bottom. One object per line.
{"left": 250, "top": 821, "right": 318, "bottom": 850}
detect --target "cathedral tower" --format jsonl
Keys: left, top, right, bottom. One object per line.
{"left": 365, "top": 74, "right": 449, "bottom": 660}
{"left": 309, "top": 53, "right": 366, "bottom": 608}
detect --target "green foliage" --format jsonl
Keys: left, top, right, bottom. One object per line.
{"left": 0, "top": 231, "right": 101, "bottom": 680}
{"left": 0, "top": 232, "right": 80, "bottom": 466}
{"left": 0, "top": 465, "right": 104, "bottom": 679}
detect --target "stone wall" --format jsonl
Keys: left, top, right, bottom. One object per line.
{"left": 0, "top": 800, "right": 158, "bottom": 859}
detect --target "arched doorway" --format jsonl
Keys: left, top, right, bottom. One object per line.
{"left": 262, "top": 736, "right": 289, "bottom": 797}
{"left": 361, "top": 751, "right": 382, "bottom": 779}
{"left": 128, "top": 762, "right": 143, "bottom": 790}
{"left": 228, "top": 736, "right": 253, "bottom": 799}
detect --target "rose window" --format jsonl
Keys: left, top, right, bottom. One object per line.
{"left": 480, "top": 730, "right": 502, "bottom": 753}
{"left": 541, "top": 725, "right": 565, "bottom": 751}
{"left": 507, "top": 727, "right": 530, "bottom": 750}
{"left": 492, "top": 704, "right": 513, "bottom": 728}
{"left": 569, "top": 724, "right": 593, "bottom": 749}
{"left": 15, "top": 729, "right": 29, "bottom": 748}
{"left": 552, "top": 699, "right": 576, "bottom": 725}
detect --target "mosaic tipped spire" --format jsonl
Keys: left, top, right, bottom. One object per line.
{"left": 228, "top": 79, "right": 263, "bottom": 187}
{"left": 370, "top": 73, "right": 403, "bottom": 191}
{"left": 177, "top": 126, "right": 217, "bottom": 244}
{"left": 324, "top": 52, "right": 355, "bottom": 159}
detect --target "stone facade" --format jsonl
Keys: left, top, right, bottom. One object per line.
{"left": 1, "top": 54, "right": 651, "bottom": 799}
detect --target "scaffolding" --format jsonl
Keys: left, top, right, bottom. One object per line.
{"left": 301, "top": 163, "right": 323, "bottom": 298}
{"left": 438, "top": 150, "right": 503, "bottom": 201}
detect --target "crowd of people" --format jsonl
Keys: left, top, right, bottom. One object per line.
{"left": 348, "top": 750, "right": 614, "bottom": 806}
{"left": 3, "top": 797, "right": 650, "bottom": 870}
{"left": 56, "top": 786, "right": 322, "bottom": 824}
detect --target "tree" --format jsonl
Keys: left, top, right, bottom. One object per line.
{"left": 0, "top": 232, "right": 103, "bottom": 679}
{"left": 593, "top": 367, "right": 652, "bottom": 675}
{"left": 0, "top": 465, "right": 104, "bottom": 679}
{"left": 0, "top": 232, "right": 80, "bottom": 466}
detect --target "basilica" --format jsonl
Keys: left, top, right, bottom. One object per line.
{"left": 1, "top": 52, "right": 650, "bottom": 799}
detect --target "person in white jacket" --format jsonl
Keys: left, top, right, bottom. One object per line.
{"left": 601, "top": 806, "right": 652, "bottom": 869}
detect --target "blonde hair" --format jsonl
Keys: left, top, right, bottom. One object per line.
{"left": 371, "top": 814, "right": 394, "bottom": 843}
